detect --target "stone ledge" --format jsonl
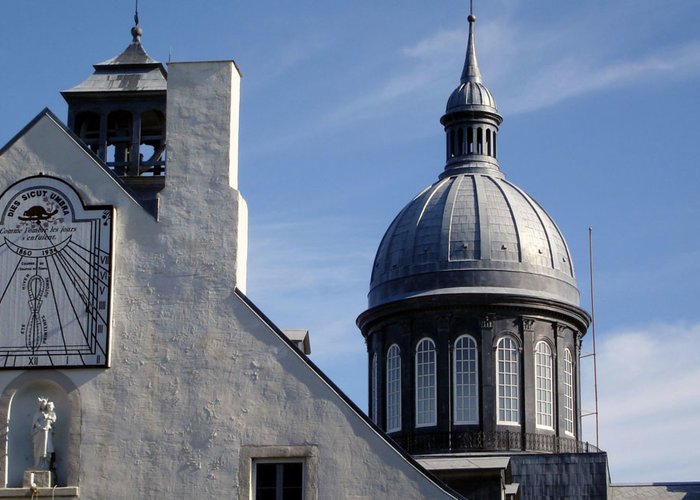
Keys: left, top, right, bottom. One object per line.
{"left": 0, "top": 487, "right": 78, "bottom": 498}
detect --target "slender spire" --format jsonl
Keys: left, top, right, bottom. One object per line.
{"left": 460, "top": 12, "right": 482, "bottom": 83}
{"left": 131, "top": 0, "right": 143, "bottom": 43}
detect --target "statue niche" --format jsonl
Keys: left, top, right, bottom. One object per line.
{"left": 0, "top": 374, "right": 79, "bottom": 488}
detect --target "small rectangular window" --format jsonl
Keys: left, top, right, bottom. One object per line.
{"left": 254, "top": 461, "right": 303, "bottom": 500}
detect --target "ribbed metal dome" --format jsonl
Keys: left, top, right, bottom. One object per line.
{"left": 445, "top": 80, "right": 497, "bottom": 113}
{"left": 368, "top": 172, "right": 579, "bottom": 309}
{"left": 366, "top": 13, "right": 581, "bottom": 311}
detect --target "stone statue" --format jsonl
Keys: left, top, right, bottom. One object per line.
{"left": 31, "top": 398, "right": 56, "bottom": 469}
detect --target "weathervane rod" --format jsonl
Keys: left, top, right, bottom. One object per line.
{"left": 135, "top": 0, "right": 140, "bottom": 26}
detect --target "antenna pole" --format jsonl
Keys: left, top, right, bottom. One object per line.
{"left": 588, "top": 227, "right": 600, "bottom": 449}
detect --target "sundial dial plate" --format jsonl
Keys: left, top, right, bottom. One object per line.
{"left": 0, "top": 176, "right": 113, "bottom": 368}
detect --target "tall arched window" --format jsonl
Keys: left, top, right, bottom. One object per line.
{"left": 564, "top": 348, "right": 575, "bottom": 435}
{"left": 386, "top": 345, "right": 401, "bottom": 432}
{"left": 454, "top": 335, "right": 479, "bottom": 424}
{"left": 371, "top": 353, "right": 379, "bottom": 424}
{"left": 535, "top": 341, "right": 554, "bottom": 429}
{"left": 415, "top": 338, "right": 436, "bottom": 427}
{"left": 496, "top": 337, "right": 519, "bottom": 425}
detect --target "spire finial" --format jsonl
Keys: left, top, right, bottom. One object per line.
{"left": 461, "top": 3, "right": 481, "bottom": 83}
{"left": 131, "top": 0, "right": 143, "bottom": 43}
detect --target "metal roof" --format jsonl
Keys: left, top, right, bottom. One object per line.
{"left": 610, "top": 483, "right": 700, "bottom": 499}
{"left": 416, "top": 455, "right": 510, "bottom": 471}
{"left": 369, "top": 172, "right": 579, "bottom": 308}
{"left": 62, "top": 27, "right": 166, "bottom": 96}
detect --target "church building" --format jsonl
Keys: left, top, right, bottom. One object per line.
{"left": 0, "top": 18, "right": 461, "bottom": 500}
{"left": 11, "top": 4, "right": 696, "bottom": 499}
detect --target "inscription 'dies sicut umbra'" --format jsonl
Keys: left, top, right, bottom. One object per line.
{"left": 0, "top": 177, "right": 113, "bottom": 368}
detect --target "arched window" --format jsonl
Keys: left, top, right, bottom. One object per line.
{"left": 371, "top": 353, "right": 379, "bottom": 424}
{"left": 415, "top": 338, "right": 436, "bottom": 427}
{"left": 535, "top": 341, "right": 554, "bottom": 429}
{"left": 386, "top": 345, "right": 401, "bottom": 432}
{"left": 454, "top": 335, "right": 479, "bottom": 424}
{"left": 457, "top": 128, "right": 464, "bottom": 155}
{"left": 496, "top": 336, "right": 519, "bottom": 425}
{"left": 564, "top": 348, "right": 575, "bottom": 435}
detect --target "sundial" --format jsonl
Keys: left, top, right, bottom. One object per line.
{"left": 0, "top": 176, "right": 113, "bottom": 368}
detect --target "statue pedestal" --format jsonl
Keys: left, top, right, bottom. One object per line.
{"left": 23, "top": 469, "right": 55, "bottom": 488}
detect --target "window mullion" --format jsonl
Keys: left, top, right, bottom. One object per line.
{"left": 276, "top": 464, "right": 283, "bottom": 500}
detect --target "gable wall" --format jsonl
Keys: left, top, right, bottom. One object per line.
{"left": 0, "top": 62, "right": 456, "bottom": 499}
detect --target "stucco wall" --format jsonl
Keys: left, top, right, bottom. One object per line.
{"left": 0, "top": 62, "right": 456, "bottom": 499}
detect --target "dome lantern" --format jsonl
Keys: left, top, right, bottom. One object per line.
{"left": 441, "top": 14, "right": 503, "bottom": 178}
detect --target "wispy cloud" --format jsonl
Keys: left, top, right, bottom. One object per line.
{"left": 501, "top": 40, "right": 700, "bottom": 114}
{"left": 322, "top": 29, "right": 461, "bottom": 126}
{"left": 325, "top": 12, "right": 700, "bottom": 123}
{"left": 582, "top": 322, "right": 700, "bottom": 482}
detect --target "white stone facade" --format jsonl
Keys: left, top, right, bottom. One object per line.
{"left": 0, "top": 61, "right": 456, "bottom": 499}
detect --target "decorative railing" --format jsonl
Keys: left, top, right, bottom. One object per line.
{"left": 391, "top": 430, "right": 600, "bottom": 455}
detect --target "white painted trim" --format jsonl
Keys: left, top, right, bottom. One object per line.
{"left": 453, "top": 334, "right": 479, "bottom": 425}
{"left": 496, "top": 336, "right": 520, "bottom": 425}
{"left": 386, "top": 344, "right": 402, "bottom": 433}
{"left": 415, "top": 338, "right": 437, "bottom": 428}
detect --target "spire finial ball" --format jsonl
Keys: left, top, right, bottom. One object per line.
{"left": 131, "top": 25, "right": 143, "bottom": 41}
{"left": 468, "top": 14, "right": 476, "bottom": 23}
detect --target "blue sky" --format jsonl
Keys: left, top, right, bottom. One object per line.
{"left": 2, "top": 0, "right": 699, "bottom": 483}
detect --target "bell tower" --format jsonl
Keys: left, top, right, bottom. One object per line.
{"left": 61, "top": 13, "right": 167, "bottom": 213}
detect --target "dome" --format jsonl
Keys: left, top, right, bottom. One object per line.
{"left": 367, "top": 13, "right": 581, "bottom": 311}
{"left": 368, "top": 172, "right": 579, "bottom": 309}
{"left": 445, "top": 80, "right": 498, "bottom": 113}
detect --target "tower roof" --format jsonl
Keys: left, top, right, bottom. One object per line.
{"left": 62, "top": 21, "right": 166, "bottom": 97}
